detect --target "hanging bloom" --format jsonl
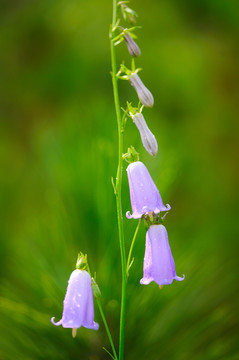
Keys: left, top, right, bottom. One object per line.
{"left": 126, "top": 161, "right": 170, "bottom": 219}
{"left": 131, "top": 112, "right": 158, "bottom": 156}
{"left": 129, "top": 72, "right": 154, "bottom": 107}
{"left": 140, "top": 224, "right": 185, "bottom": 286}
{"left": 123, "top": 32, "right": 141, "bottom": 57}
{"left": 51, "top": 269, "right": 99, "bottom": 331}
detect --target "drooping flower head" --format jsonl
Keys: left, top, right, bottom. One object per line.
{"left": 131, "top": 112, "right": 158, "bottom": 156}
{"left": 140, "top": 224, "right": 185, "bottom": 286}
{"left": 129, "top": 72, "right": 154, "bottom": 107}
{"left": 51, "top": 269, "right": 99, "bottom": 331}
{"left": 123, "top": 31, "right": 141, "bottom": 57}
{"left": 126, "top": 161, "right": 171, "bottom": 219}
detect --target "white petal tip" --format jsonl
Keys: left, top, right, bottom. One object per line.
{"left": 51, "top": 317, "right": 62, "bottom": 326}
{"left": 93, "top": 322, "right": 99, "bottom": 330}
{"left": 140, "top": 278, "right": 153, "bottom": 285}
{"left": 126, "top": 211, "right": 133, "bottom": 219}
{"left": 175, "top": 274, "right": 185, "bottom": 282}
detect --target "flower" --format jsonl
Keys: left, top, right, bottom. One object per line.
{"left": 126, "top": 161, "right": 171, "bottom": 219}
{"left": 51, "top": 269, "right": 99, "bottom": 330}
{"left": 140, "top": 225, "right": 185, "bottom": 286}
{"left": 131, "top": 112, "right": 158, "bottom": 156}
{"left": 123, "top": 32, "right": 141, "bottom": 57}
{"left": 129, "top": 72, "right": 154, "bottom": 107}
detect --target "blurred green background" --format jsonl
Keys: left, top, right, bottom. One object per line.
{"left": 0, "top": 0, "right": 239, "bottom": 359}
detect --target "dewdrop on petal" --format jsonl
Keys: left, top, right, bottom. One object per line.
{"left": 51, "top": 269, "right": 99, "bottom": 333}
{"left": 126, "top": 161, "right": 170, "bottom": 219}
{"left": 140, "top": 225, "right": 185, "bottom": 286}
{"left": 129, "top": 72, "right": 154, "bottom": 107}
{"left": 132, "top": 112, "right": 158, "bottom": 156}
{"left": 123, "top": 32, "right": 141, "bottom": 57}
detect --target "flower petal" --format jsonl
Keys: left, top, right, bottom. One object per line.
{"left": 51, "top": 317, "right": 62, "bottom": 326}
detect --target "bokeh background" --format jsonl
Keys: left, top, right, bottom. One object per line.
{"left": 0, "top": 0, "right": 239, "bottom": 359}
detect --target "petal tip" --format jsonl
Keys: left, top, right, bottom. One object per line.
{"left": 126, "top": 211, "right": 142, "bottom": 219}
{"left": 126, "top": 211, "right": 133, "bottom": 219}
{"left": 93, "top": 322, "right": 99, "bottom": 331}
{"left": 140, "top": 278, "right": 153, "bottom": 285}
{"left": 51, "top": 317, "right": 62, "bottom": 326}
{"left": 175, "top": 274, "right": 185, "bottom": 282}
{"left": 165, "top": 204, "right": 171, "bottom": 211}
{"left": 84, "top": 322, "right": 99, "bottom": 330}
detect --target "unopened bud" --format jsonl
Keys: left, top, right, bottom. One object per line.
{"left": 121, "top": 4, "right": 137, "bottom": 24}
{"left": 123, "top": 145, "right": 140, "bottom": 163}
{"left": 91, "top": 278, "right": 101, "bottom": 299}
{"left": 76, "top": 252, "right": 88, "bottom": 270}
{"left": 132, "top": 113, "right": 158, "bottom": 156}
{"left": 124, "top": 32, "right": 141, "bottom": 57}
{"left": 129, "top": 73, "right": 154, "bottom": 107}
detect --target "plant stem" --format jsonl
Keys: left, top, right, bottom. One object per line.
{"left": 111, "top": 1, "right": 127, "bottom": 360}
{"left": 97, "top": 299, "right": 118, "bottom": 360}
{"left": 126, "top": 218, "right": 141, "bottom": 276}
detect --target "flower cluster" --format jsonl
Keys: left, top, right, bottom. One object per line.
{"left": 126, "top": 160, "right": 184, "bottom": 286}
{"left": 115, "top": 3, "right": 184, "bottom": 288}
{"left": 114, "top": 24, "right": 157, "bottom": 156}
{"left": 51, "top": 1, "right": 184, "bottom": 348}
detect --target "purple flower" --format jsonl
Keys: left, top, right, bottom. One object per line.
{"left": 51, "top": 269, "right": 99, "bottom": 330}
{"left": 126, "top": 161, "right": 171, "bottom": 219}
{"left": 132, "top": 112, "right": 158, "bottom": 156}
{"left": 124, "top": 32, "right": 141, "bottom": 57}
{"left": 140, "top": 225, "right": 185, "bottom": 286}
{"left": 129, "top": 72, "right": 154, "bottom": 107}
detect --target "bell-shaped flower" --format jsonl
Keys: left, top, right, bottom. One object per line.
{"left": 132, "top": 112, "right": 158, "bottom": 156}
{"left": 51, "top": 269, "right": 99, "bottom": 330}
{"left": 129, "top": 72, "right": 154, "bottom": 107}
{"left": 124, "top": 32, "right": 141, "bottom": 57}
{"left": 126, "top": 161, "right": 170, "bottom": 219}
{"left": 140, "top": 224, "right": 185, "bottom": 286}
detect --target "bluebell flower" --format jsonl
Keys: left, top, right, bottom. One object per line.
{"left": 51, "top": 269, "right": 99, "bottom": 330}
{"left": 140, "top": 225, "right": 185, "bottom": 286}
{"left": 126, "top": 161, "right": 170, "bottom": 219}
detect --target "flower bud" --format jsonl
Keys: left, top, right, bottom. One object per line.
{"left": 129, "top": 72, "right": 154, "bottom": 107}
{"left": 132, "top": 112, "right": 158, "bottom": 156}
{"left": 76, "top": 253, "right": 88, "bottom": 270}
{"left": 91, "top": 277, "right": 101, "bottom": 299}
{"left": 123, "top": 145, "right": 139, "bottom": 163}
{"left": 121, "top": 4, "right": 137, "bottom": 24}
{"left": 123, "top": 32, "right": 141, "bottom": 57}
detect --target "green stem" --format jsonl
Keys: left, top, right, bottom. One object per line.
{"left": 97, "top": 299, "right": 118, "bottom": 360}
{"left": 111, "top": 1, "right": 127, "bottom": 360}
{"left": 126, "top": 218, "right": 142, "bottom": 276}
